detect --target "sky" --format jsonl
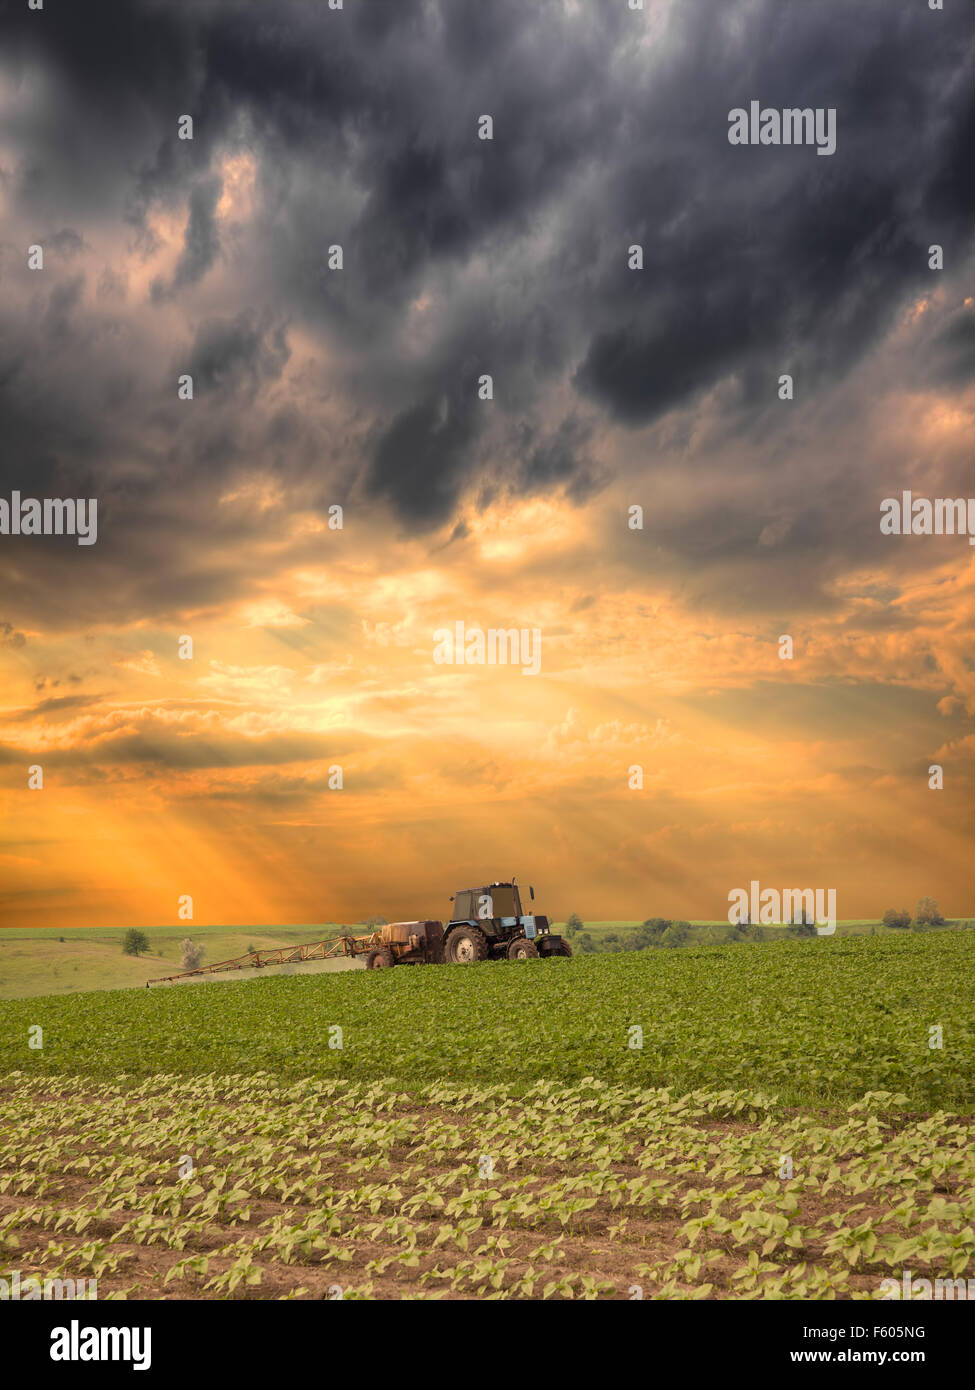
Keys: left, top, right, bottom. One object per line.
{"left": 0, "top": 0, "right": 973, "bottom": 930}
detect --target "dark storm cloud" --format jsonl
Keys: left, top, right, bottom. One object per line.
{"left": 0, "top": 0, "right": 972, "bottom": 614}
{"left": 512, "top": 415, "right": 603, "bottom": 502}
{"left": 43, "top": 228, "right": 86, "bottom": 257}
{"left": 0, "top": 725, "right": 373, "bottom": 771}
{"left": 931, "top": 310, "right": 975, "bottom": 386}
{"left": 368, "top": 387, "right": 480, "bottom": 526}
{"left": 573, "top": 7, "right": 972, "bottom": 426}
{"left": 0, "top": 693, "right": 102, "bottom": 723}
{"left": 152, "top": 175, "right": 222, "bottom": 300}
{"left": 185, "top": 310, "right": 290, "bottom": 398}
{"left": 189, "top": 764, "right": 406, "bottom": 805}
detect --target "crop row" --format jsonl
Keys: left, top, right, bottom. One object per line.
{"left": 1, "top": 1073, "right": 972, "bottom": 1299}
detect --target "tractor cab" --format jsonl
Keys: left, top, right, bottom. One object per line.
{"left": 451, "top": 880, "right": 524, "bottom": 923}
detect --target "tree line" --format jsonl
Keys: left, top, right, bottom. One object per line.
{"left": 563, "top": 897, "right": 962, "bottom": 953}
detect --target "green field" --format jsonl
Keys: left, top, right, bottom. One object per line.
{"left": 1, "top": 932, "right": 971, "bottom": 1110}
{"left": 2, "top": 930, "right": 972, "bottom": 1300}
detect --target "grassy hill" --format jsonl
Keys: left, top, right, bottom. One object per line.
{"left": 0, "top": 925, "right": 363, "bottom": 1000}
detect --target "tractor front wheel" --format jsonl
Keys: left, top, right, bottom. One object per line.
{"left": 444, "top": 926, "right": 489, "bottom": 964}
{"left": 365, "top": 947, "right": 395, "bottom": 969}
{"left": 506, "top": 936, "right": 539, "bottom": 960}
{"left": 548, "top": 939, "right": 573, "bottom": 957}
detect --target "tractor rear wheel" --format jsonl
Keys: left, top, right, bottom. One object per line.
{"left": 444, "top": 926, "right": 489, "bottom": 964}
{"left": 506, "top": 936, "right": 538, "bottom": 960}
{"left": 365, "top": 947, "right": 395, "bottom": 969}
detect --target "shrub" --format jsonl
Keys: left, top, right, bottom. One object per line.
{"left": 122, "top": 929, "right": 150, "bottom": 958}
{"left": 914, "top": 897, "right": 945, "bottom": 929}
{"left": 882, "top": 909, "right": 912, "bottom": 930}
{"left": 180, "top": 938, "right": 205, "bottom": 971}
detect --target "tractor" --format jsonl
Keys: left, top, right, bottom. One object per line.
{"left": 361, "top": 881, "right": 572, "bottom": 968}
{"left": 439, "top": 880, "right": 572, "bottom": 964}
{"left": 147, "top": 879, "right": 571, "bottom": 984}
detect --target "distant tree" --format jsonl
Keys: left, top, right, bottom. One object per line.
{"left": 780, "top": 900, "right": 813, "bottom": 936}
{"left": 565, "top": 912, "right": 584, "bottom": 937}
{"left": 364, "top": 916, "right": 388, "bottom": 928}
{"left": 246, "top": 943, "right": 256, "bottom": 955}
{"left": 640, "top": 918, "right": 671, "bottom": 945}
{"left": 576, "top": 932, "right": 595, "bottom": 953}
{"left": 624, "top": 922, "right": 655, "bottom": 950}
{"left": 122, "top": 929, "right": 150, "bottom": 957}
{"left": 914, "top": 897, "right": 945, "bottom": 929}
{"left": 180, "top": 938, "right": 205, "bottom": 970}
{"left": 882, "top": 908, "right": 912, "bottom": 930}
{"left": 661, "top": 920, "right": 690, "bottom": 948}
{"left": 59, "top": 936, "right": 65, "bottom": 943}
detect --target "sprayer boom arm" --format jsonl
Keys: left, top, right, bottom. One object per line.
{"left": 146, "top": 931, "right": 381, "bottom": 986}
